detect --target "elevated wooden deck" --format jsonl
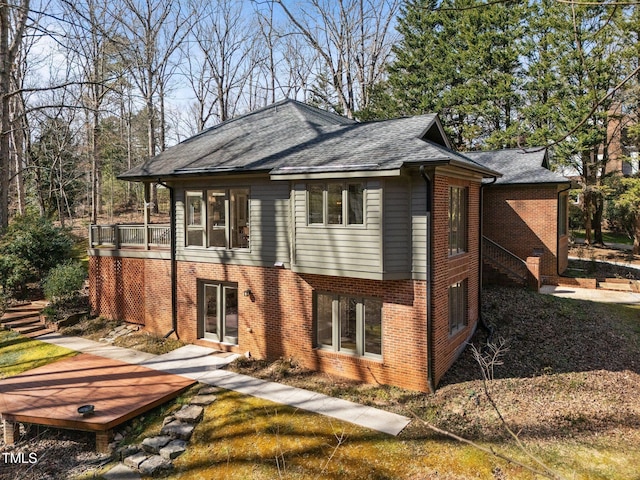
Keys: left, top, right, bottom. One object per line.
{"left": 0, "top": 353, "right": 195, "bottom": 451}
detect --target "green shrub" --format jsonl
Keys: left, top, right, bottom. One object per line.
{"left": 0, "top": 215, "right": 74, "bottom": 298}
{"left": 0, "top": 254, "right": 33, "bottom": 297}
{"left": 43, "top": 261, "right": 86, "bottom": 302}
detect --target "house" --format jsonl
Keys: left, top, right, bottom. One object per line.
{"left": 466, "top": 149, "right": 571, "bottom": 285}
{"left": 88, "top": 99, "right": 564, "bottom": 393}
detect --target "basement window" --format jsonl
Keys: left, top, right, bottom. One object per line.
{"left": 448, "top": 279, "right": 468, "bottom": 336}
{"left": 315, "top": 292, "right": 382, "bottom": 357}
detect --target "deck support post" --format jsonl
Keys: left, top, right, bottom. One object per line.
{"left": 96, "top": 429, "right": 113, "bottom": 454}
{"left": 3, "top": 420, "right": 20, "bottom": 445}
{"left": 144, "top": 182, "right": 151, "bottom": 250}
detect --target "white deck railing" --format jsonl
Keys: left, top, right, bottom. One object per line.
{"left": 90, "top": 224, "right": 171, "bottom": 250}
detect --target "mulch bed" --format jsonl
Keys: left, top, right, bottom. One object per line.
{"left": 0, "top": 427, "right": 106, "bottom": 480}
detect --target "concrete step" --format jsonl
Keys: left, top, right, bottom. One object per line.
{"left": 599, "top": 282, "right": 633, "bottom": 292}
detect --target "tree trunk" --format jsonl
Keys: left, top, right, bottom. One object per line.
{"left": 0, "top": 4, "right": 11, "bottom": 230}
{"left": 634, "top": 212, "right": 640, "bottom": 255}
{"left": 593, "top": 194, "right": 604, "bottom": 245}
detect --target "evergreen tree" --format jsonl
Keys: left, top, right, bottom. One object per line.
{"left": 380, "top": 0, "right": 525, "bottom": 149}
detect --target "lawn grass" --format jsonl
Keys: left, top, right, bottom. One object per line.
{"left": 118, "top": 387, "right": 639, "bottom": 480}
{"left": 0, "top": 329, "right": 76, "bottom": 379}
{"left": 163, "top": 391, "right": 535, "bottom": 480}
{"left": 571, "top": 228, "right": 633, "bottom": 245}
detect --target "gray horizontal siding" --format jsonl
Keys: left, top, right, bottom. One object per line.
{"left": 411, "top": 177, "right": 427, "bottom": 279}
{"left": 175, "top": 178, "right": 290, "bottom": 266}
{"left": 383, "top": 178, "right": 411, "bottom": 275}
{"left": 292, "top": 181, "right": 382, "bottom": 277}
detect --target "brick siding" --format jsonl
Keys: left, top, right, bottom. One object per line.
{"left": 89, "top": 174, "right": 482, "bottom": 392}
{"left": 483, "top": 185, "right": 568, "bottom": 278}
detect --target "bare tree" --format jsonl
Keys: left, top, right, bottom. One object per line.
{"left": 272, "top": 0, "right": 399, "bottom": 118}
{"left": 114, "top": 0, "right": 190, "bottom": 212}
{"left": 61, "top": 0, "right": 123, "bottom": 223}
{"left": 184, "top": 0, "right": 257, "bottom": 130}
{"left": 0, "top": 0, "right": 30, "bottom": 229}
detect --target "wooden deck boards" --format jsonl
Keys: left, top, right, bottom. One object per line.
{"left": 0, "top": 353, "right": 195, "bottom": 432}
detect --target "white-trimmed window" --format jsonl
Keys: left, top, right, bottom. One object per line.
{"left": 307, "top": 182, "right": 365, "bottom": 226}
{"left": 185, "top": 188, "right": 249, "bottom": 249}
{"left": 448, "top": 279, "right": 468, "bottom": 335}
{"left": 449, "top": 186, "right": 468, "bottom": 256}
{"left": 316, "top": 293, "right": 382, "bottom": 357}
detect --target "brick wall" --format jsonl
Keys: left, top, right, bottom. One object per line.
{"left": 88, "top": 174, "right": 484, "bottom": 392}
{"left": 431, "top": 176, "right": 480, "bottom": 384}
{"left": 90, "top": 255, "right": 432, "bottom": 391}
{"left": 483, "top": 185, "right": 567, "bottom": 278}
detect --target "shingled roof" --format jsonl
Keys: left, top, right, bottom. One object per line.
{"left": 120, "top": 99, "right": 499, "bottom": 181}
{"left": 465, "top": 148, "right": 570, "bottom": 185}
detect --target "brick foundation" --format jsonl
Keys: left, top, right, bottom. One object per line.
{"left": 89, "top": 175, "right": 482, "bottom": 392}
{"left": 3, "top": 420, "right": 20, "bottom": 445}
{"left": 95, "top": 429, "right": 112, "bottom": 454}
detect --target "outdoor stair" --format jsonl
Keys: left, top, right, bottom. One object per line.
{"left": 1, "top": 302, "right": 54, "bottom": 338}
{"left": 598, "top": 278, "right": 640, "bottom": 293}
{"left": 482, "top": 236, "right": 529, "bottom": 287}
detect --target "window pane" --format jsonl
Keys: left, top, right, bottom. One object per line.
{"left": 230, "top": 189, "right": 250, "bottom": 248}
{"left": 308, "top": 184, "right": 324, "bottom": 224}
{"left": 224, "top": 286, "right": 238, "bottom": 343}
{"left": 317, "top": 293, "right": 333, "bottom": 347}
{"left": 448, "top": 280, "right": 468, "bottom": 335}
{"left": 208, "top": 190, "right": 226, "bottom": 247}
{"left": 449, "top": 187, "right": 467, "bottom": 255}
{"left": 339, "top": 296, "right": 357, "bottom": 351}
{"left": 187, "top": 192, "right": 203, "bottom": 226}
{"left": 327, "top": 183, "right": 343, "bottom": 224}
{"left": 347, "top": 183, "right": 364, "bottom": 225}
{"left": 204, "top": 284, "right": 218, "bottom": 338}
{"left": 364, "top": 298, "right": 382, "bottom": 355}
{"left": 187, "top": 230, "right": 204, "bottom": 247}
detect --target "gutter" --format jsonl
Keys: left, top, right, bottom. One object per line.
{"left": 557, "top": 183, "right": 572, "bottom": 277}
{"left": 479, "top": 176, "right": 498, "bottom": 341}
{"left": 419, "top": 165, "right": 436, "bottom": 394}
{"left": 157, "top": 178, "right": 178, "bottom": 339}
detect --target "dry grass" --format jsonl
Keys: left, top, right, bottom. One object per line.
{"left": 218, "top": 286, "right": 640, "bottom": 479}
{"left": 59, "top": 317, "right": 185, "bottom": 355}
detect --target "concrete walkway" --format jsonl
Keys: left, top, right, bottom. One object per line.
{"left": 540, "top": 285, "right": 640, "bottom": 304}
{"left": 37, "top": 333, "right": 410, "bottom": 436}
{"left": 568, "top": 255, "right": 640, "bottom": 272}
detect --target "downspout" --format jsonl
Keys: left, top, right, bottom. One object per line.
{"left": 479, "top": 176, "right": 497, "bottom": 341}
{"left": 157, "top": 179, "right": 177, "bottom": 339}
{"left": 557, "top": 184, "right": 572, "bottom": 277}
{"left": 419, "top": 165, "right": 436, "bottom": 394}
